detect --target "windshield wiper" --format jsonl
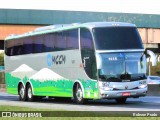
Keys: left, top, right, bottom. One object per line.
{"left": 120, "top": 73, "right": 131, "bottom": 80}
{"left": 107, "top": 77, "right": 121, "bottom": 82}
{"left": 99, "top": 74, "right": 121, "bottom": 82}
{"left": 130, "top": 74, "right": 147, "bottom": 81}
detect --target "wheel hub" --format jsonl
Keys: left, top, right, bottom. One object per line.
{"left": 76, "top": 88, "right": 83, "bottom": 101}
{"left": 20, "top": 87, "right": 24, "bottom": 98}
{"left": 28, "top": 88, "right": 32, "bottom": 99}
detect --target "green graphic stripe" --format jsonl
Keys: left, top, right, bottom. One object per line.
{"left": 6, "top": 72, "right": 99, "bottom": 99}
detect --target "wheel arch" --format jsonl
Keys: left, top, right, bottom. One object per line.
{"left": 72, "top": 80, "right": 85, "bottom": 98}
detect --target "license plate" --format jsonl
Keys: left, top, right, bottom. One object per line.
{"left": 122, "top": 92, "right": 130, "bottom": 96}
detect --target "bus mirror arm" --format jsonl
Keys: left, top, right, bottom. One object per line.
{"left": 145, "top": 50, "right": 157, "bottom": 66}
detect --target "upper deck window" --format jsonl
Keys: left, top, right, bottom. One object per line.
{"left": 93, "top": 27, "right": 143, "bottom": 50}
{"left": 5, "top": 29, "right": 79, "bottom": 56}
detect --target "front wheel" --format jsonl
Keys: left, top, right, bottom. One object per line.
{"left": 73, "top": 84, "right": 86, "bottom": 104}
{"left": 115, "top": 98, "right": 127, "bottom": 104}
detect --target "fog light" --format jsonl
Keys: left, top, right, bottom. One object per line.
{"left": 138, "top": 84, "right": 147, "bottom": 89}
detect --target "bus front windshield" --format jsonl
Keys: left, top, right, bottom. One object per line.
{"left": 93, "top": 27, "right": 144, "bottom": 50}
{"left": 98, "top": 53, "right": 146, "bottom": 81}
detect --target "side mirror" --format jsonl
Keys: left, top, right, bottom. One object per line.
{"left": 146, "top": 50, "right": 157, "bottom": 66}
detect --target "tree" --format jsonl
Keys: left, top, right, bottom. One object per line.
{"left": 0, "top": 52, "right": 4, "bottom": 66}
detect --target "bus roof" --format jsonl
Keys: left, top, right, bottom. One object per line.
{"left": 5, "top": 22, "right": 136, "bottom": 41}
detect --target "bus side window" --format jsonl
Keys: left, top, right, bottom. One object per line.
{"left": 5, "top": 41, "right": 14, "bottom": 56}
{"left": 15, "top": 39, "right": 23, "bottom": 55}
{"left": 66, "top": 29, "right": 79, "bottom": 49}
{"left": 23, "top": 37, "right": 33, "bottom": 54}
{"left": 33, "top": 35, "right": 44, "bottom": 53}
{"left": 44, "top": 33, "right": 54, "bottom": 52}
{"left": 80, "top": 28, "right": 97, "bottom": 80}
{"left": 55, "top": 32, "right": 65, "bottom": 51}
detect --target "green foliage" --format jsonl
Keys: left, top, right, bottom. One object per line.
{"left": 0, "top": 72, "right": 5, "bottom": 84}
{"left": 0, "top": 52, "right": 4, "bottom": 66}
{"left": 151, "top": 62, "right": 160, "bottom": 76}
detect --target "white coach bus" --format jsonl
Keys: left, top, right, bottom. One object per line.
{"left": 4, "top": 22, "right": 156, "bottom": 104}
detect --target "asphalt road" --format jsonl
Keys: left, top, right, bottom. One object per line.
{"left": 0, "top": 92, "right": 160, "bottom": 111}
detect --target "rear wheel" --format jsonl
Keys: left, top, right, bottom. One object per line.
{"left": 115, "top": 98, "right": 127, "bottom": 104}
{"left": 26, "top": 84, "right": 39, "bottom": 102}
{"left": 73, "top": 83, "right": 86, "bottom": 104}
{"left": 19, "top": 84, "right": 26, "bottom": 101}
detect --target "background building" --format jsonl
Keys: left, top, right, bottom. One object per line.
{"left": 0, "top": 7, "right": 160, "bottom": 53}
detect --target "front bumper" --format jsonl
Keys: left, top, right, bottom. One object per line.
{"left": 99, "top": 88, "right": 147, "bottom": 99}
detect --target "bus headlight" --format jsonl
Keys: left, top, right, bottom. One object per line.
{"left": 102, "top": 82, "right": 110, "bottom": 87}
{"left": 102, "top": 87, "right": 113, "bottom": 91}
{"left": 99, "top": 82, "right": 113, "bottom": 91}
{"left": 138, "top": 80, "right": 147, "bottom": 89}
{"left": 99, "top": 81, "right": 110, "bottom": 87}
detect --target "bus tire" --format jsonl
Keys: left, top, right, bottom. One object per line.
{"left": 73, "top": 83, "right": 86, "bottom": 104}
{"left": 18, "top": 84, "right": 26, "bottom": 101}
{"left": 26, "top": 84, "right": 36, "bottom": 102}
{"left": 115, "top": 98, "right": 127, "bottom": 104}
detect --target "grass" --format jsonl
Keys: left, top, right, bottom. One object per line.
{"left": 0, "top": 105, "right": 48, "bottom": 111}
{"left": 0, "top": 105, "right": 159, "bottom": 120}
{"left": 151, "top": 62, "right": 160, "bottom": 75}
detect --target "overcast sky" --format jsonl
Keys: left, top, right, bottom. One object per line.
{"left": 0, "top": 0, "right": 159, "bottom": 14}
